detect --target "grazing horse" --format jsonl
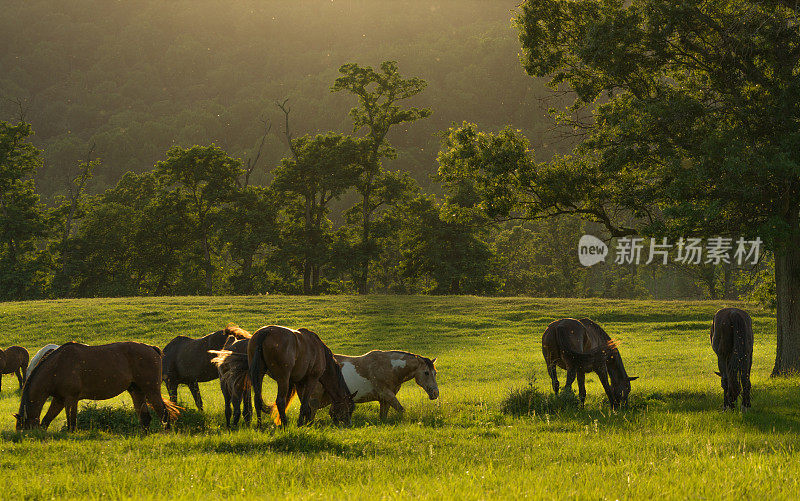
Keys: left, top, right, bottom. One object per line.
{"left": 26, "top": 344, "right": 59, "bottom": 380}
{"left": 0, "top": 346, "right": 29, "bottom": 392}
{"left": 542, "top": 318, "right": 637, "bottom": 410}
{"left": 246, "top": 325, "right": 355, "bottom": 427}
{"left": 15, "top": 342, "right": 179, "bottom": 431}
{"left": 209, "top": 336, "right": 253, "bottom": 428}
{"left": 311, "top": 350, "right": 439, "bottom": 421}
{"left": 711, "top": 307, "right": 754, "bottom": 411}
{"left": 162, "top": 324, "right": 250, "bottom": 410}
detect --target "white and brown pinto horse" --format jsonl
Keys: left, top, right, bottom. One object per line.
{"left": 312, "top": 350, "right": 439, "bottom": 421}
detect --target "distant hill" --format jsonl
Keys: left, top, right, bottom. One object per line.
{"left": 0, "top": 0, "right": 565, "bottom": 199}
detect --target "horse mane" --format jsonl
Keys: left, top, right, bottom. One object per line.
{"left": 299, "top": 328, "right": 352, "bottom": 395}
{"left": 224, "top": 323, "right": 251, "bottom": 339}
{"left": 385, "top": 350, "right": 435, "bottom": 370}
{"left": 19, "top": 343, "right": 72, "bottom": 420}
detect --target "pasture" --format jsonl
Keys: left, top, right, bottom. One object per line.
{"left": 0, "top": 296, "right": 798, "bottom": 499}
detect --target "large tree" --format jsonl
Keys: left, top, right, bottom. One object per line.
{"left": 156, "top": 145, "right": 243, "bottom": 294}
{"left": 332, "top": 61, "right": 431, "bottom": 294}
{"left": 441, "top": 1, "right": 799, "bottom": 371}
{"left": 271, "top": 133, "right": 363, "bottom": 294}
{"left": 0, "top": 121, "right": 48, "bottom": 299}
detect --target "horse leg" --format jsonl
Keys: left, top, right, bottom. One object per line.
{"left": 380, "top": 390, "right": 405, "bottom": 416}
{"left": 231, "top": 391, "right": 242, "bottom": 428}
{"left": 741, "top": 358, "right": 752, "bottom": 411}
{"left": 40, "top": 397, "right": 65, "bottom": 430}
{"left": 64, "top": 398, "right": 79, "bottom": 431}
{"left": 563, "top": 368, "right": 576, "bottom": 394}
{"left": 243, "top": 386, "right": 252, "bottom": 425}
{"left": 547, "top": 364, "right": 559, "bottom": 394}
{"left": 576, "top": 371, "right": 586, "bottom": 407}
{"left": 16, "top": 368, "right": 24, "bottom": 389}
{"left": 128, "top": 388, "right": 152, "bottom": 430}
{"left": 596, "top": 367, "right": 617, "bottom": 410}
{"left": 143, "top": 386, "right": 172, "bottom": 430}
{"left": 188, "top": 381, "right": 204, "bottom": 411}
{"left": 379, "top": 400, "right": 390, "bottom": 421}
{"left": 275, "top": 378, "right": 291, "bottom": 428}
{"left": 165, "top": 380, "right": 179, "bottom": 406}
{"left": 221, "top": 382, "right": 232, "bottom": 428}
{"left": 296, "top": 381, "right": 317, "bottom": 427}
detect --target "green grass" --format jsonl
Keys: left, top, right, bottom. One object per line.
{"left": 0, "top": 296, "right": 798, "bottom": 499}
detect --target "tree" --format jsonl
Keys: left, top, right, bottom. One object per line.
{"left": 502, "top": 0, "right": 799, "bottom": 374}
{"left": 156, "top": 145, "right": 244, "bottom": 294}
{"left": 0, "top": 121, "right": 48, "bottom": 299}
{"left": 215, "top": 185, "right": 281, "bottom": 294}
{"left": 332, "top": 61, "right": 431, "bottom": 294}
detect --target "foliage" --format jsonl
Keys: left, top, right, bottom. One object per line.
{"left": 0, "top": 121, "right": 49, "bottom": 299}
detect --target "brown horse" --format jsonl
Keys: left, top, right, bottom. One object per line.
{"left": 162, "top": 324, "right": 250, "bottom": 409}
{"left": 15, "top": 342, "right": 179, "bottom": 431}
{"left": 711, "top": 307, "right": 754, "bottom": 411}
{"left": 1, "top": 346, "right": 29, "bottom": 392}
{"left": 247, "top": 325, "right": 356, "bottom": 427}
{"left": 542, "top": 318, "right": 637, "bottom": 410}
{"left": 209, "top": 336, "right": 253, "bottom": 427}
{"left": 311, "top": 350, "right": 439, "bottom": 421}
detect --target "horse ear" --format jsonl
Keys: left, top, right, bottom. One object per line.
{"left": 431, "top": 357, "right": 437, "bottom": 365}
{"left": 714, "top": 371, "right": 722, "bottom": 377}
{"left": 628, "top": 376, "right": 638, "bottom": 381}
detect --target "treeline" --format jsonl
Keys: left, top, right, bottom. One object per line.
{"left": 0, "top": 61, "right": 769, "bottom": 300}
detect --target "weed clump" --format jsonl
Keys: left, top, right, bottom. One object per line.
{"left": 500, "top": 382, "right": 579, "bottom": 417}
{"left": 75, "top": 404, "right": 207, "bottom": 434}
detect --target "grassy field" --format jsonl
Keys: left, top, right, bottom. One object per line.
{"left": 0, "top": 296, "right": 798, "bottom": 499}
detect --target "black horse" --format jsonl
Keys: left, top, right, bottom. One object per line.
{"left": 542, "top": 318, "right": 637, "bottom": 409}
{"left": 711, "top": 307, "right": 753, "bottom": 411}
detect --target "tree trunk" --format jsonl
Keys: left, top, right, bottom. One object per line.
{"left": 358, "top": 182, "right": 372, "bottom": 295}
{"left": 202, "top": 232, "right": 213, "bottom": 295}
{"left": 772, "top": 227, "right": 800, "bottom": 376}
{"left": 312, "top": 264, "right": 320, "bottom": 293}
{"left": 303, "top": 196, "right": 313, "bottom": 295}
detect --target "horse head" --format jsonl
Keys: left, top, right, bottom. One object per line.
{"left": 413, "top": 357, "right": 439, "bottom": 400}
{"left": 605, "top": 344, "right": 637, "bottom": 407}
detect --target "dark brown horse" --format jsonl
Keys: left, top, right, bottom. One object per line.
{"left": 210, "top": 336, "right": 253, "bottom": 427}
{"left": 247, "top": 325, "right": 355, "bottom": 427}
{"left": 711, "top": 307, "right": 754, "bottom": 411}
{"left": 1, "top": 346, "right": 29, "bottom": 392}
{"left": 162, "top": 324, "right": 250, "bottom": 409}
{"left": 542, "top": 318, "right": 637, "bottom": 410}
{"left": 15, "top": 342, "right": 179, "bottom": 431}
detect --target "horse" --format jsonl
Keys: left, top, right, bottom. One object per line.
{"left": 711, "top": 307, "right": 754, "bottom": 411}
{"left": 215, "top": 325, "right": 355, "bottom": 427}
{"left": 542, "top": 318, "right": 637, "bottom": 410}
{"left": 15, "top": 342, "right": 180, "bottom": 431}
{"left": 209, "top": 336, "right": 253, "bottom": 428}
{"left": 162, "top": 324, "right": 250, "bottom": 410}
{"left": 0, "top": 346, "right": 29, "bottom": 392}
{"left": 26, "top": 344, "right": 59, "bottom": 380}
{"left": 310, "top": 350, "right": 439, "bottom": 421}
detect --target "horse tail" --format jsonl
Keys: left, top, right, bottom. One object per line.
{"left": 249, "top": 328, "right": 270, "bottom": 420}
{"left": 158, "top": 397, "right": 182, "bottom": 422}
{"left": 210, "top": 350, "right": 251, "bottom": 397}
{"left": 267, "top": 385, "right": 297, "bottom": 426}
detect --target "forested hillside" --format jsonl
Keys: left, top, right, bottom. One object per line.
{"left": 1, "top": 0, "right": 553, "bottom": 197}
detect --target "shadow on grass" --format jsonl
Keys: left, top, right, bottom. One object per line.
{"left": 195, "top": 431, "right": 379, "bottom": 458}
